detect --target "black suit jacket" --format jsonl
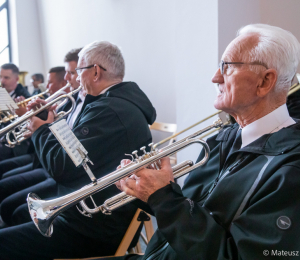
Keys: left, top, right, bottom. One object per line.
{"left": 13, "top": 84, "right": 31, "bottom": 99}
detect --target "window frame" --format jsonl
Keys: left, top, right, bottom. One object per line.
{"left": 0, "top": 0, "right": 12, "bottom": 62}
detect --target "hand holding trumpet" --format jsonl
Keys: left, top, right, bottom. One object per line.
{"left": 24, "top": 98, "right": 57, "bottom": 137}
{"left": 116, "top": 157, "right": 174, "bottom": 202}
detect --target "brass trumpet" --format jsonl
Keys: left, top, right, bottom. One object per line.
{"left": 1, "top": 84, "right": 82, "bottom": 148}
{"left": 16, "top": 89, "right": 49, "bottom": 107}
{"left": 27, "top": 117, "right": 228, "bottom": 237}
{"left": 0, "top": 89, "right": 50, "bottom": 125}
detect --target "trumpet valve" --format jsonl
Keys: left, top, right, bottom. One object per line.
{"left": 132, "top": 150, "right": 139, "bottom": 160}
{"left": 148, "top": 142, "right": 154, "bottom": 152}
{"left": 140, "top": 146, "right": 147, "bottom": 154}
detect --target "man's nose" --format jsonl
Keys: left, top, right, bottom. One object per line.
{"left": 211, "top": 68, "right": 224, "bottom": 84}
{"left": 64, "top": 72, "right": 69, "bottom": 81}
{"left": 76, "top": 76, "right": 81, "bottom": 84}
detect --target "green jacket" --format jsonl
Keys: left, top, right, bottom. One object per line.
{"left": 143, "top": 122, "right": 300, "bottom": 260}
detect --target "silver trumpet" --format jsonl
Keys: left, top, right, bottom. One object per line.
{"left": 27, "top": 117, "right": 228, "bottom": 237}
{"left": 1, "top": 84, "right": 82, "bottom": 148}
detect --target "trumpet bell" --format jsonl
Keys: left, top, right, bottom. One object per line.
{"left": 27, "top": 192, "right": 54, "bottom": 237}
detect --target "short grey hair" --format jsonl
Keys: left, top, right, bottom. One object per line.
{"left": 237, "top": 24, "right": 300, "bottom": 92}
{"left": 78, "top": 41, "right": 125, "bottom": 80}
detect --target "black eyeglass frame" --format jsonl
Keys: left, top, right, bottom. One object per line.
{"left": 219, "top": 60, "right": 268, "bottom": 75}
{"left": 75, "top": 64, "right": 107, "bottom": 74}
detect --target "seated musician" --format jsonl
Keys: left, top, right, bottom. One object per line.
{"left": 114, "top": 24, "right": 300, "bottom": 260}
{"left": 0, "top": 49, "right": 84, "bottom": 228}
{"left": 0, "top": 41, "right": 156, "bottom": 259}
{"left": 0, "top": 66, "right": 68, "bottom": 228}
{"left": 0, "top": 63, "right": 31, "bottom": 100}
{"left": 0, "top": 48, "right": 83, "bottom": 179}
{"left": 0, "top": 64, "right": 31, "bottom": 161}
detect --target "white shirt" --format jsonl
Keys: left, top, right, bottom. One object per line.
{"left": 241, "top": 104, "right": 295, "bottom": 148}
{"left": 67, "top": 89, "right": 85, "bottom": 129}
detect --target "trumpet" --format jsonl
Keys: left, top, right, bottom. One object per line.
{"left": 17, "top": 89, "right": 50, "bottom": 107}
{"left": 0, "top": 89, "right": 50, "bottom": 125}
{"left": 1, "top": 84, "right": 82, "bottom": 148}
{"left": 0, "top": 110, "right": 17, "bottom": 124}
{"left": 27, "top": 117, "right": 228, "bottom": 237}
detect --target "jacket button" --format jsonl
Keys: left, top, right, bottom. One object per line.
{"left": 81, "top": 127, "right": 89, "bottom": 135}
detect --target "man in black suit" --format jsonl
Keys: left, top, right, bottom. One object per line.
{"left": 0, "top": 63, "right": 30, "bottom": 100}
{"left": 0, "top": 41, "right": 156, "bottom": 260}
{"left": 0, "top": 49, "right": 83, "bottom": 228}
{"left": 0, "top": 67, "right": 67, "bottom": 229}
{"left": 0, "top": 63, "right": 31, "bottom": 161}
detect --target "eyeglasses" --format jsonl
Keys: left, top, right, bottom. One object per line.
{"left": 219, "top": 60, "right": 268, "bottom": 75}
{"left": 75, "top": 64, "right": 107, "bottom": 77}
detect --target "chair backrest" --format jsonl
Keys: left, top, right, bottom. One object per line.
{"left": 54, "top": 209, "right": 153, "bottom": 259}
{"left": 150, "top": 121, "right": 177, "bottom": 165}
{"left": 150, "top": 121, "right": 177, "bottom": 145}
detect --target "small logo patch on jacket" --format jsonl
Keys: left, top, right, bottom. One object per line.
{"left": 277, "top": 216, "right": 291, "bottom": 230}
{"left": 81, "top": 127, "right": 89, "bottom": 135}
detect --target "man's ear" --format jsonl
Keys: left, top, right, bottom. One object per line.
{"left": 257, "top": 69, "right": 277, "bottom": 97}
{"left": 93, "top": 64, "right": 101, "bottom": 82}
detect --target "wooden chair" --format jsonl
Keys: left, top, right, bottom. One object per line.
{"left": 55, "top": 209, "right": 154, "bottom": 260}
{"left": 150, "top": 121, "right": 177, "bottom": 165}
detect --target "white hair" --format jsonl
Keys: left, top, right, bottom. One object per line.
{"left": 78, "top": 41, "right": 125, "bottom": 80}
{"left": 237, "top": 24, "right": 300, "bottom": 92}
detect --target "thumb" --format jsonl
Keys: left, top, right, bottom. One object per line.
{"left": 47, "top": 110, "right": 55, "bottom": 122}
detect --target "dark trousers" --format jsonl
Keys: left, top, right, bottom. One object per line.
{"left": 11, "top": 203, "right": 32, "bottom": 225}
{"left": 2, "top": 163, "right": 34, "bottom": 179}
{"left": 1, "top": 177, "right": 57, "bottom": 225}
{"left": 0, "top": 141, "right": 31, "bottom": 162}
{"left": 0, "top": 154, "right": 34, "bottom": 178}
{"left": 0, "top": 217, "right": 121, "bottom": 260}
{"left": 0, "top": 168, "right": 49, "bottom": 203}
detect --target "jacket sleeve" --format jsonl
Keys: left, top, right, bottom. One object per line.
{"left": 147, "top": 165, "right": 300, "bottom": 260}
{"left": 31, "top": 105, "right": 127, "bottom": 184}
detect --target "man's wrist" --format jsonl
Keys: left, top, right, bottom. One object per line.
{"left": 148, "top": 182, "right": 183, "bottom": 209}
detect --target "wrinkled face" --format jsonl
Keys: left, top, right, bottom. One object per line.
{"left": 64, "top": 61, "right": 80, "bottom": 91}
{"left": 212, "top": 34, "right": 264, "bottom": 115}
{"left": 0, "top": 69, "right": 18, "bottom": 92}
{"left": 31, "top": 76, "right": 42, "bottom": 89}
{"left": 76, "top": 57, "right": 93, "bottom": 95}
{"left": 46, "top": 73, "right": 63, "bottom": 95}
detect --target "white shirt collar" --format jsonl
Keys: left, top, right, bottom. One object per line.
{"left": 98, "top": 83, "right": 118, "bottom": 95}
{"left": 241, "top": 104, "right": 295, "bottom": 148}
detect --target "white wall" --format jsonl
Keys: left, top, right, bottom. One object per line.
{"left": 37, "top": 0, "right": 182, "bottom": 123}
{"left": 10, "top": 0, "right": 45, "bottom": 93}
{"left": 174, "top": 1, "right": 219, "bottom": 175}
{"left": 218, "top": 0, "right": 261, "bottom": 60}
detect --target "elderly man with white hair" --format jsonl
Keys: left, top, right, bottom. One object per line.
{"left": 114, "top": 24, "right": 300, "bottom": 260}
{"left": 0, "top": 41, "right": 156, "bottom": 259}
